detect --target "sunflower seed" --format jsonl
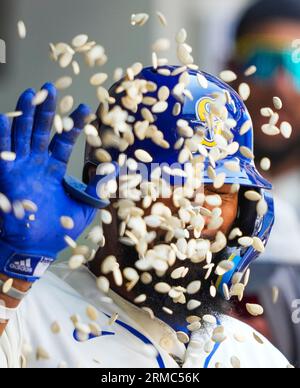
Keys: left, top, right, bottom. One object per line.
{"left": 177, "top": 331, "right": 190, "bottom": 344}
{"left": 187, "top": 281, "right": 201, "bottom": 295}
{"left": 272, "top": 286, "right": 279, "bottom": 304}
{"left": 155, "top": 282, "right": 171, "bottom": 294}
{"left": 90, "top": 73, "right": 108, "bottom": 86}
{"left": 158, "top": 86, "right": 170, "bottom": 101}
{"left": 240, "top": 146, "right": 254, "bottom": 160}
{"left": 72, "top": 60, "right": 80, "bottom": 75}
{"left": 152, "top": 52, "right": 158, "bottom": 69}
{"left": 51, "top": 321, "right": 61, "bottom": 334}
{"left": 245, "top": 190, "right": 261, "bottom": 202}
{"left": 197, "top": 73, "right": 208, "bottom": 89}
{"left": 60, "top": 216, "right": 74, "bottom": 230}
{"left": 54, "top": 114, "right": 63, "bottom": 134}
{"left": 0, "top": 151, "right": 16, "bottom": 161}
{"left": 169, "top": 267, "right": 183, "bottom": 281}
{"left": 246, "top": 303, "right": 264, "bottom": 317}
{"left": 134, "top": 294, "right": 147, "bottom": 304}
{"left": 59, "top": 96, "right": 74, "bottom": 114}
{"left": 32, "top": 89, "right": 49, "bottom": 106}
{"left": 96, "top": 276, "right": 110, "bottom": 294}
{"left": 5, "top": 111, "right": 23, "bottom": 118}
{"left": 273, "top": 96, "right": 283, "bottom": 110}
{"left": 152, "top": 101, "right": 168, "bottom": 113}
{"left": 95, "top": 149, "right": 112, "bottom": 163}
{"left": 260, "top": 107, "right": 273, "bottom": 117}
{"left": 231, "top": 356, "right": 241, "bottom": 369}
{"left": 238, "top": 83, "right": 251, "bottom": 101}
{"left": 123, "top": 267, "right": 139, "bottom": 282}
{"left": 210, "top": 285, "right": 217, "bottom": 298}
{"left": 229, "top": 227, "right": 243, "bottom": 240}
{"left": 243, "top": 269, "right": 251, "bottom": 289}
{"left": 205, "top": 195, "right": 222, "bottom": 207}
{"left": 260, "top": 157, "right": 271, "bottom": 171}
{"left": 113, "top": 67, "right": 123, "bottom": 82}
{"left": 240, "top": 120, "right": 252, "bottom": 136}
{"left": 101, "top": 255, "right": 118, "bottom": 275}
{"left": 64, "top": 235, "right": 77, "bottom": 249}
{"left": 223, "top": 283, "right": 230, "bottom": 301}
{"left": 134, "top": 149, "right": 153, "bottom": 163}
{"left": 252, "top": 237, "right": 265, "bottom": 253}
{"left": 69, "top": 254, "right": 85, "bottom": 270}
{"left": 219, "top": 70, "right": 237, "bottom": 83}
{"left": 172, "top": 102, "right": 182, "bottom": 116}
{"left": 100, "top": 209, "right": 112, "bottom": 225}
{"left": 203, "top": 314, "right": 217, "bottom": 325}
{"left": 253, "top": 332, "right": 264, "bottom": 344}
{"left": 213, "top": 173, "right": 226, "bottom": 189}
{"left": 62, "top": 117, "right": 74, "bottom": 132}
{"left": 17, "top": 20, "right": 26, "bottom": 39}
{"left": 215, "top": 260, "right": 234, "bottom": 276}
{"left": 86, "top": 305, "right": 98, "bottom": 321}
{"left": 187, "top": 321, "right": 201, "bottom": 332}
{"left": 36, "top": 347, "right": 50, "bottom": 361}
{"left": 187, "top": 300, "right": 201, "bottom": 311}
{"left": 141, "top": 272, "right": 152, "bottom": 285}
{"left": 161, "top": 307, "right": 172, "bottom": 316}
{"left": 280, "top": 121, "right": 292, "bottom": 139}
{"left": 244, "top": 65, "right": 257, "bottom": 77}
{"left": 72, "top": 34, "right": 88, "bottom": 48}
{"left": 2, "top": 278, "right": 13, "bottom": 294}
{"left": 21, "top": 200, "right": 37, "bottom": 213}
{"left": 238, "top": 237, "right": 253, "bottom": 247}
{"left": 59, "top": 52, "right": 73, "bottom": 68}
{"left": 156, "top": 10, "right": 168, "bottom": 26}
{"left": 233, "top": 331, "right": 246, "bottom": 343}
{"left": 152, "top": 38, "right": 170, "bottom": 52}
{"left": 131, "top": 13, "right": 149, "bottom": 26}
{"left": 55, "top": 76, "right": 72, "bottom": 90}
{"left": 224, "top": 161, "right": 240, "bottom": 172}
{"left": 212, "top": 330, "right": 227, "bottom": 344}
{"left": 176, "top": 28, "right": 187, "bottom": 44}
{"left": 204, "top": 341, "right": 214, "bottom": 354}
{"left": 12, "top": 201, "right": 25, "bottom": 219}
{"left": 113, "top": 268, "right": 123, "bottom": 287}
{"left": 257, "top": 198, "right": 268, "bottom": 216}
{"left": 261, "top": 124, "right": 280, "bottom": 136}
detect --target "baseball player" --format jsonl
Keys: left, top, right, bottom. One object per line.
{"left": 0, "top": 66, "right": 291, "bottom": 368}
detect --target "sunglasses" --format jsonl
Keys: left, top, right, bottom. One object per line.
{"left": 244, "top": 48, "right": 300, "bottom": 91}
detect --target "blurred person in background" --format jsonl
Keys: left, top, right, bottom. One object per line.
{"left": 227, "top": 0, "right": 300, "bottom": 366}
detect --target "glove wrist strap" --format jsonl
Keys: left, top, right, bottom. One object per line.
{"left": 0, "top": 241, "right": 54, "bottom": 283}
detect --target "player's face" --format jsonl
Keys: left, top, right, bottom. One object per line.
{"left": 144, "top": 184, "right": 239, "bottom": 242}
{"left": 236, "top": 21, "right": 300, "bottom": 155}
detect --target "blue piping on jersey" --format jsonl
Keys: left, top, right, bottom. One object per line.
{"left": 103, "top": 313, "right": 165, "bottom": 368}
{"left": 73, "top": 330, "right": 115, "bottom": 342}
{"left": 203, "top": 319, "right": 222, "bottom": 369}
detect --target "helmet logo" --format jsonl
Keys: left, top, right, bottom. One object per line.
{"left": 196, "top": 97, "right": 223, "bottom": 148}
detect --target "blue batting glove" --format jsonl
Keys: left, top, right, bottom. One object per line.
{"left": 0, "top": 83, "right": 110, "bottom": 283}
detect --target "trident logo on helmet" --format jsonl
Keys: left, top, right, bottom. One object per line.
{"left": 196, "top": 96, "right": 223, "bottom": 148}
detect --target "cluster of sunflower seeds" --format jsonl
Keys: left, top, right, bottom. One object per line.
{"left": 18, "top": 9, "right": 293, "bottom": 367}
{"left": 260, "top": 96, "right": 292, "bottom": 139}
{"left": 49, "top": 34, "right": 108, "bottom": 139}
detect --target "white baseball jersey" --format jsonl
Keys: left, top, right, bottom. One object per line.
{"left": 0, "top": 263, "right": 291, "bottom": 368}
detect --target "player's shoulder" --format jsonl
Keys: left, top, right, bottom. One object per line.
{"left": 215, "top": 315, "right": 292, "bottom": 368}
